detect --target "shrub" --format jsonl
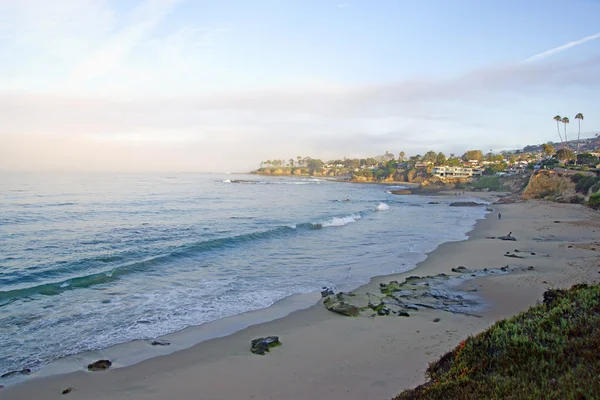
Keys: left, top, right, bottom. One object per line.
{"left": 570, "top": 173, "right": 585, "bottom": 183}
{"left": 588, "top": 193, "right": 600, "bottom": 210}
{"left": 569, "top": 195, "right": 585, "bottom": 204}
{"left": 472, "top": 176, "right": 503, "bottom": 191}
{"left": 591, "top": 181, "right": 600, "bottom": 194}
{"left": 394, "top": 284, "right": 600, "bottom": 399}
{"left": 575, "top": 176, "right": 600, "bottom": 194}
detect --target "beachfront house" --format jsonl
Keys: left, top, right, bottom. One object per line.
{"left": 432, "top": 166, "right": 483, "bottom": 180}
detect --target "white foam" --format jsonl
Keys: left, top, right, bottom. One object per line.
{"left": 222, "top": 180, "right": 231, "bottom": 183}
{"left": 319, "top": 214, "right": 362, "bottom": 228}
{"left": 377, "top": 203, "right": 389, "bottom": 211}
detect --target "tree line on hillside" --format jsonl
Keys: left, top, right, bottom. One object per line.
{"left": 257, "top": 150, "right": 513, "bottom": 179}
{"left": 257, "top": 144, "right": 599, "bottom": 180}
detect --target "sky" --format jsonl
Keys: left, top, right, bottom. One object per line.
{"left": 0, "top": 0, "right": 599, "bottom": 172}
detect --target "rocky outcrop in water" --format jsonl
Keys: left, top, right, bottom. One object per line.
{"left": 250, "top": 336, "right": 281, "bottom": 355}
{"left": 87, "top": 359, "right": 112, "bottom": 371}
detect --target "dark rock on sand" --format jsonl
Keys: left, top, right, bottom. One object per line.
{"left": 449, "top": 201, "right": 483, "bottom": 207}
{"left": 1, "top": 368, "right": 31, "bottom": 378}
{"left": 451, "top": 266, "right": 473, "bottom": 273}
{"left": 527, "top": 266, "right": 535, "bottom": 270}
{"left": 321, "top": 287, "right": 334, "bottom": 297}
{"left": 87, "top": 360, "right": 112, "bottom": 371}
{"left": 323, "top": 294, "right": 360, "bottom": 317}
{"left": 397, "top": 311, "right": 410, "bottom": 317}
{"left": 433, "top": 318, "right": 441, "bottom": 323}
{"left": 151, "top": 339, "right": 170, "bottom": 346}
{"left": 504, "top": 253, "right": 525, "bottom": 259}
{"left": 428, "top": 202, "right": 440, "bottom": 204}
{"left": 250, "top": 336, "right": 281, "bottom": 355}
{"left": 499, "top": 235, "right": 517, "bottom": 241}
{"left": 62, "top": 387, "right": 73, "bottom": 395}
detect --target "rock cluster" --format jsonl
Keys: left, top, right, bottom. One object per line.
{"left": 322, "top": 266, "right": 527, "bottom": 319}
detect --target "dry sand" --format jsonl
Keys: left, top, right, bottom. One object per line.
{"left": 3, "top": 195, "right": 599, "bottom": 400}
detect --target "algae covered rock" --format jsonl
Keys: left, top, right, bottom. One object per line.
{"left": 87, "top": 359, "right": 112, "bottom": 371}
{"left": 323, "top": 293, "right": 360, "bottom": 317}
{"left": 250, "top": 336, "right": 281, "bottom": 355}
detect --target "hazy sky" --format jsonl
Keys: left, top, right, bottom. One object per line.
{"left": 1, "top": 0, "right": 599, "bottom": 172}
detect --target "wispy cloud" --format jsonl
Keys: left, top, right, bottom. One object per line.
{"left": 523, "top": 32, "right": 600, "bottom": 63}
{"left": 69, "top": 0, "right": 182, "bottom": 84}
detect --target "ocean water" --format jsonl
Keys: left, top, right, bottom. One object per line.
{"left": 0, "top": 172, "right": 487, "bottom": 379}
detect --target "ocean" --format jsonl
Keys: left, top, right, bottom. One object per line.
{"left": 0, "top": 172, "right": 488, "bottom": 381}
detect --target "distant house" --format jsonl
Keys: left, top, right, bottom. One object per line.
{"left": 433, "top": 166, "right": 483, "bottom": 180}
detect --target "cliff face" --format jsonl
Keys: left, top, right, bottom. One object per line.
{"left": 522, "top": 171, "right": 577, "bottom": 202}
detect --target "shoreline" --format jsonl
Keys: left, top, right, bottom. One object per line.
{"left": 1, "top": 190, "right": 486, "bottom": 386}
{"left": 3, "top": 194, "right": 599, "bottom": 399}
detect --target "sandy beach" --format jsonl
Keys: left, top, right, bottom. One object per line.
{"left": 3, "top": 194, "right": 599, "bottom": 400}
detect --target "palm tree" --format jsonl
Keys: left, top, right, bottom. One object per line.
{"left": 553, "top": 115, "right": 564, "bottom": 147}
{"left": 562, "top": 117, "right": 570, "bottom": 149}
{"left": 575, "top": 113, "right": 584, "bottom": 153}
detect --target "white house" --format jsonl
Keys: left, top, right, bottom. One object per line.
{"left": 432, "top": 166, "right": 483, "bottom": 179}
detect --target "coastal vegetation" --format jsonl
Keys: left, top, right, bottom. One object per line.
{"left": 253, "top": 134, "right": 600, "bottom": 211}
{"left": 394, "top": 283, "right": 600, "bottom": 400}
{"left": 588, "top": 193, "right": 600, "bottom": 209}
{"left": 470, "top": 176, "right": 504, "bottom": 191}
{"left": 254, "top": 135, "right": 598, "bottom": 185}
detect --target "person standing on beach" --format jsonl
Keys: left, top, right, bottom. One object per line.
{"left": 498, "top": 213, "right": 502, "bottom": 220}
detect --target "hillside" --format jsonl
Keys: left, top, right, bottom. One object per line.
{"left": 394, "top": 284, "right": 600, "bottom": 400}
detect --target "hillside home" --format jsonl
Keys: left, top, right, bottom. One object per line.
{"left": 432, "top": 166, "right": 483, "bottom": 180}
